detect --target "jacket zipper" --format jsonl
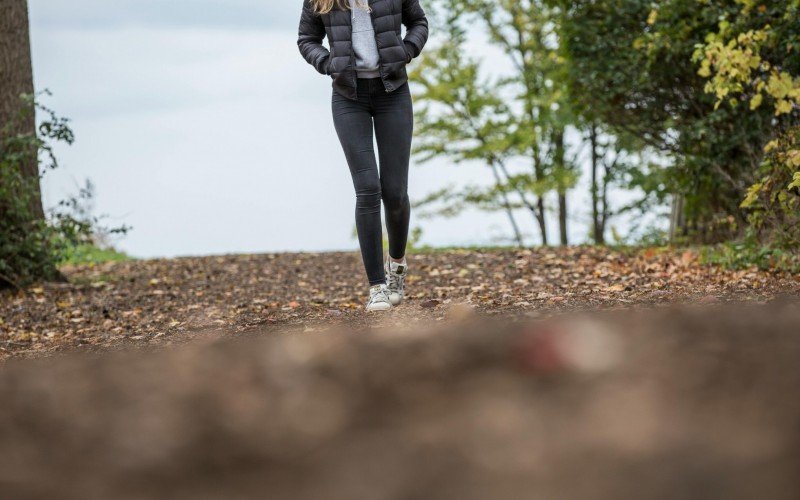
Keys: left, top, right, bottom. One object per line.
{"left": 348, "top": 4, "right": 358, "bottom": 92}
{"left": 367, "top": 0, "right": 392, "bottom": 93}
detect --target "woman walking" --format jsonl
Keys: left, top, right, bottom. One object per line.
{"left": 298, "top": 0, "right": 428, "bottom": 311}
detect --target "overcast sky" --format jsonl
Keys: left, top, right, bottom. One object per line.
{"left": 28, "top": 0, "right": 639, "bottom": 259}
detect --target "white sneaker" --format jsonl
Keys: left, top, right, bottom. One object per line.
{"left": 366, "top": 284, "right": 392, "bottom": 312}
{"left": 386, "top": 258, "right": 407, "bottom": 306}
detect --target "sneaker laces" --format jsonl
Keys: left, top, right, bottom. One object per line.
{"left": 368, "top": 284, "right": 390, "bottom": 305}
{"left": 386, "top": 261, "right": 406, "bottom": 294}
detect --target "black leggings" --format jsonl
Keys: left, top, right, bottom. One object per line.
{"left": 332, "top": 78, "right": 413, "bottom": 286}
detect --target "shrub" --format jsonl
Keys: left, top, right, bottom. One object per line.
{"left": 0, "top": 94, "right": 128, "bottom": 289}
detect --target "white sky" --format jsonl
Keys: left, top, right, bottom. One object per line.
{"left": 29, "top": 0, "right": 655, "bottom": 258}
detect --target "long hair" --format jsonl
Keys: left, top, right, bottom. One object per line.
{"left": 312, "top": 0, "right": 369, "bottom": 14}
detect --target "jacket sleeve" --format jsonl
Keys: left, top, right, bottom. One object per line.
{"left": 298, "top": 0, "right": 331, "bottom": 75}
{"left": 402, "top": 0, "right": 429, "bottom": 60}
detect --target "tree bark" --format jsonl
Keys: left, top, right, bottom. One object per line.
{"left": 589, "top": 126, "right": 605, "bottom": 245}
{"left": 531, "top": 147, "right": 548, "bottom": 246}
{"left": 1, "top": 0, "right": 42, "bottom": 219}
{"left": 553, "top": 129, "right": 568, "bottom": 246}
{"left": 669, "top": 194, "right": 686, "bottom": 243}
{"left": 600, "top": 158, "right": 610, "bottom": 241}
{"left": 535, "top": 195, "right": 547, "bottom": 246}
{"left": 558, "top": 194, "right": 567, "bottom": 246}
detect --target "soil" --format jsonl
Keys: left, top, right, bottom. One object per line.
{"left": 1, "top": 247, "right": 797, "bottom": 360}
{"left": 1, "top": 248, "right": 799, "bottom": 499}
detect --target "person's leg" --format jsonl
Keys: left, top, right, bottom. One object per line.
{"left": 331, "top": 85, "right": 386, "bottom": 286}
{"left": 373, "top": 82, "right": 413, "bottom": 261}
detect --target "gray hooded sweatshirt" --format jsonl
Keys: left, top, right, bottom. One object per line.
{"left": 350, "top": 0, "right": 381, "bottom": 78}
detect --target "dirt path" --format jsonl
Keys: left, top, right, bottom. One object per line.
{"left": 1, "top": 301, "right": 799, "bottom": 499}
{"left": 1, "top": 247, "right": 798, "bottom": 359}
{"left": 1, "top": 248, "right": 799, "bottom": 498}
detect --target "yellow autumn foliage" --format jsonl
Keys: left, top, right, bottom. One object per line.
{"left": 694, "top": 1, "right": 799, "bottom": 247}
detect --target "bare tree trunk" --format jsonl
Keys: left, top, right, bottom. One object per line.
{"left": 532, "top": 148, "right": 548, "bottom": 246}
{"left": 553, "top": 129, "right": 568, "bottom": 246}
{"left": 535, "top": 196, "right": 547, "bottom": 246}
{"left": 558, "top": 194, "right": 567, "bottom": 246}
{"left": 599, "top": 157, "right": 610, "bottom": 241}
{"left": 669, "top": 194, "right": 685, "bottom": 243}
{"left": 589, "top": 126, "right": 605, "bottom": 245}
{"left": 1, "top": 0, "right": 42, "bottom": 219}
{"left": 490, "top": 162, "right": 524, "bottom": 247}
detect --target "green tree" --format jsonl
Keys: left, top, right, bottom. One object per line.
{"left": 413, "top": 0, "right": 583, "bottom": 246}
{"left": 1, "top": 95, "right": 130, "bottom": 289}
{"left": 468, "top": 0, "right": 571, "bottom": 245}
{"left": 411, "top": 7, "right": 536, "bottom": 246}
{"left": 556, "top": 0, "right": 776, "bottom": 242}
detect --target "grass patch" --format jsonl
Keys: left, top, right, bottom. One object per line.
{"left": 409, "top": 244, "right": 521, "bottom": 254}
{"left": 59, "top": 244, "right": 131, "bottom": 266}
{"left": 698, "top": 243, "right": 800, "bottom": 274}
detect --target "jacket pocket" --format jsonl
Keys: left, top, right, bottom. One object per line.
{"left": 403, "top": 41, "right": 413, "bottom": 64}
{"left": 396, "top": 34, "right": 412, "bottom": 64}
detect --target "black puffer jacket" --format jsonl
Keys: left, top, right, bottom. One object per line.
{"left": 298, "top": 0, "right": 428, "bottom": 100}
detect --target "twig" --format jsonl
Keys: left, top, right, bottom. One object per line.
{"left": 0, "top": 271, "right": 26, "bottom": 294}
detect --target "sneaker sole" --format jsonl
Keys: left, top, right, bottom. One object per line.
{"left": 389, "top": 294, "right": 403, "bottom": 306}
{"left": 366, "top": 303, "right": 392, "bottom": 312}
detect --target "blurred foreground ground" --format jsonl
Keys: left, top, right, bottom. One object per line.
{"left": 1, "top": 300, "right": 799, "bottom": 499}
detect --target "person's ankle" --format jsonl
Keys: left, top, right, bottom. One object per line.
{"left": 389, "top": 255, "right": 406, "bottom": 264}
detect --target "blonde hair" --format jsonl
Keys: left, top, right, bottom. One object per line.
{"left": 312, "top": 0, "right": 369, "bottom": 14}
